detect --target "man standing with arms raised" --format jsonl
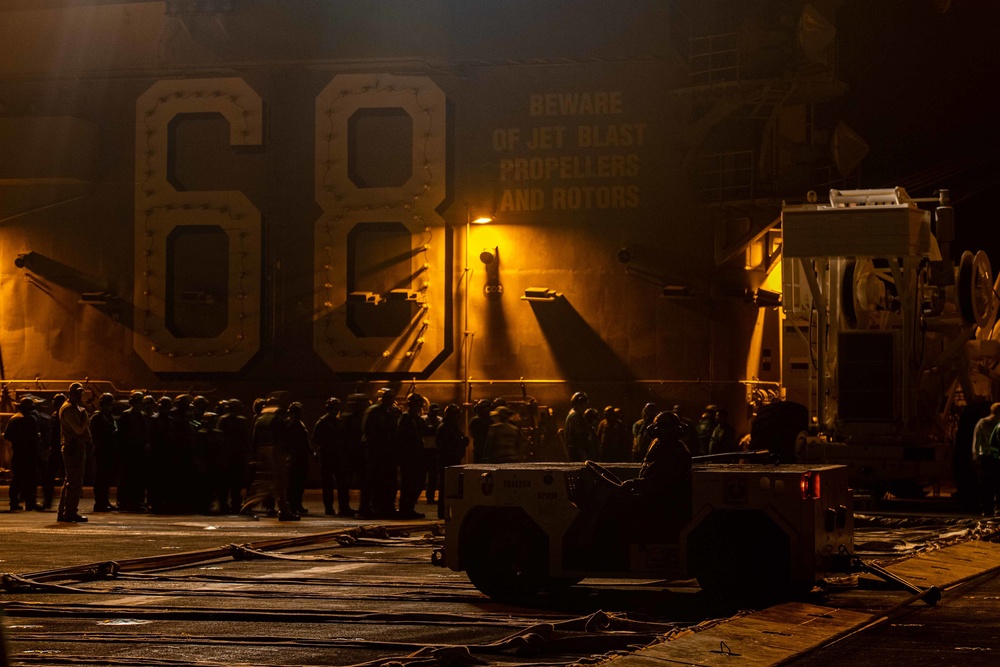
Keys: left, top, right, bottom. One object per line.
{"left": 56, "top": 382, "right": 92, "bottom": 523}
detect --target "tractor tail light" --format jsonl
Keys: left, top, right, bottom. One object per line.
{"left": 800, "top": 471, "right": 821, "bottom": 499}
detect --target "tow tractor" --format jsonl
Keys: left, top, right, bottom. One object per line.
{"left": 433, "top": 457, "right": 858, "bottom": 600}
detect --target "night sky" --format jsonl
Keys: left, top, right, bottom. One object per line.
{"left": 830, "top": 0, "right": 1000, "bottom": 263}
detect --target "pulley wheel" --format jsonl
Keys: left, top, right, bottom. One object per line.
{"left": 958, "top": 250, "right": 993, "bottom": 327}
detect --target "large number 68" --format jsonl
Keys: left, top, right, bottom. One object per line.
{"left": 132, "top": 74, "right": 447, "bottom": 376}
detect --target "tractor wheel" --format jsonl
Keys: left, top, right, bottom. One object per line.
{"left": 686, "top": 510, "right": 797, "bottom": 599}
{"left": 464, "top": 512, "right": 548, "bottom": 602}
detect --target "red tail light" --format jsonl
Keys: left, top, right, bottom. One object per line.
{"left": 800, "top": 471, "right": 821, "bottom": 499}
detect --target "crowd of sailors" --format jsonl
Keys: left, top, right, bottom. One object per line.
{"left": 2, "top": 383, "right": 737, "bottom": 523}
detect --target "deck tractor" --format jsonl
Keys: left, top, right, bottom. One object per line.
{"left": 433, "top": 459, "right": 854, "bottom": 600}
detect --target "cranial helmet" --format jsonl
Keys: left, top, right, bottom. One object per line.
{"left": 648, "top": 410, "right": 684, "bottom": 441}
{"left": 492, "top": 405, "right": 514, "bottom": 420}
{"left": 571, "top": 391, "right": 589, "bottom": 406}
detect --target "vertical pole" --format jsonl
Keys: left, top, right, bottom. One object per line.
{"left": 801, "top": 257, "right": 827, "bottom": 429}
{"left": 464, "top": 212, "right": 471, "bottom": 410}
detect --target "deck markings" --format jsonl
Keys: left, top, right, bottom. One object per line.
{"left": 613, "top": 603, "right": 872, "bottom": 666}
{"left": 615, "top": 541, "right": 1000, "bottom": 666}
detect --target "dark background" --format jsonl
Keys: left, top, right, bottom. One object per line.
{"left": 832, "top": 0, "right": 1000, "bottom": 263}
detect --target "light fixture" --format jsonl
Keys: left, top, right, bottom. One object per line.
{"left": 13, "top": 252, "right": 33, "bottom": 269}
{"left": 521, "top": 287, "right": 561, "bottom": 302}
{"left": 618, "top": 247, "right": 672, "bottom": 288}
{"left": 385, "top": 289, "right": 419, "bottom": 301}
{"left": 744, "top": 239, "right": 765, "bottom": 270}
{"left": 754, "top": 288, "right": 782, "bottom": 308}
{"left": 78, "top": 292, "right": 119, "bottom": 308}
{"left": 347, "top": 291, "right": 381, "bottom": 305}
